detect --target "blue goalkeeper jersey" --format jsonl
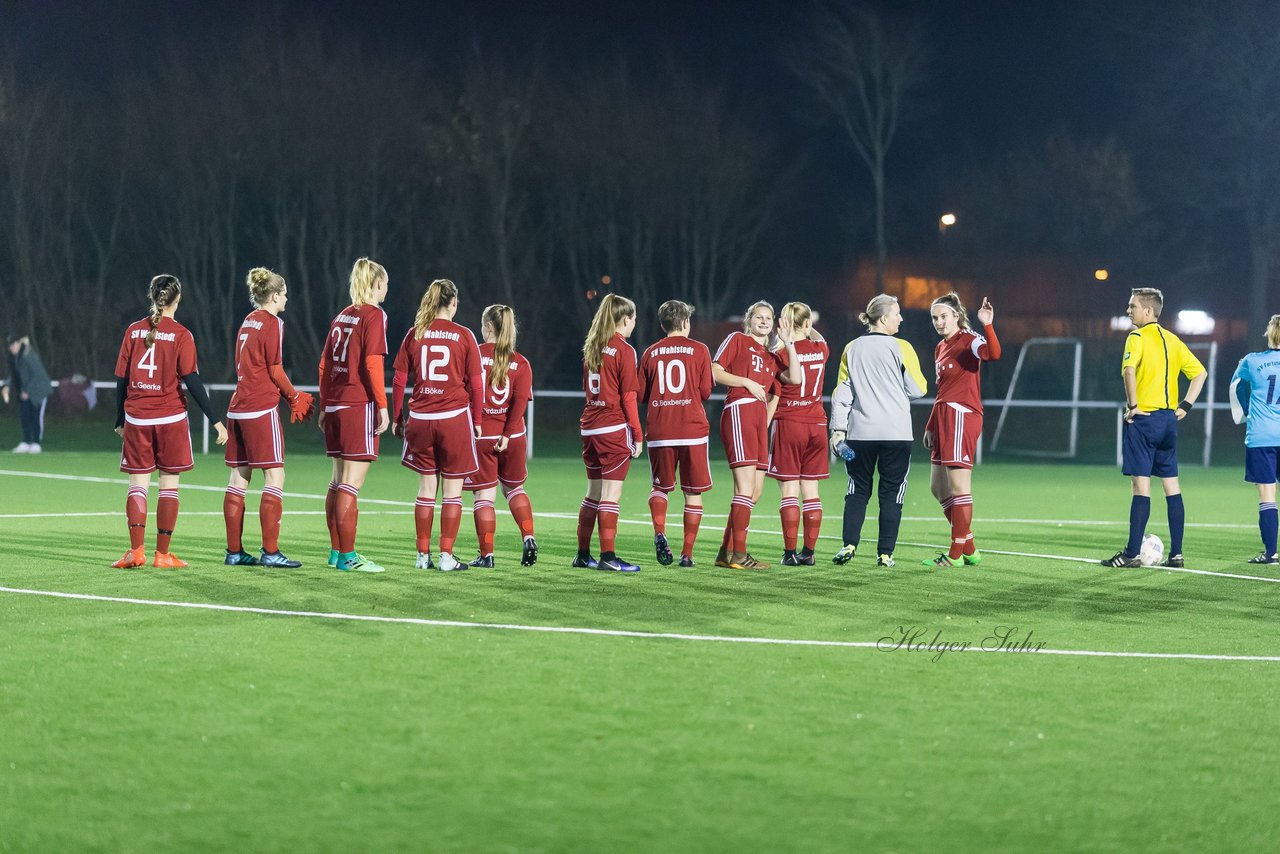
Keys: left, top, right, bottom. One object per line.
{"left": 1231, "top": 349, "right": 1280, "bottom": 447}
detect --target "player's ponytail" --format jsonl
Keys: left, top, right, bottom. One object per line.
{"left": 860, "top": 294, "right": 899, "bottom": 331}
{"left": 1267, "top": 315, "right": 1280, "bottom": 349}
{"left": 349, "top": 258, "right": 387, "bottom": 306}
{"left": 931, "top": 292, "right": 970, "bottom": 331}
{"left": 146, "top": 274, "right": 182, "bottom": 348}
{"left": 583, "top": 294, "right": 636, "bottom": 372}
{"left": 483, "top": 304, "right": 517, "bottom": 388}
{"left": 780, "top": 301, "right": 812, "bottom": 330}
{"left": 414, "top": 279, "right": 459, "bottom": 338}
{"left": 247, "top": 267, "right": 285, "bottom": 309}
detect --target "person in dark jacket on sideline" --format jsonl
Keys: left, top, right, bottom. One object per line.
{"left": 4, "top": 334, "right": 53, "bottom": 453}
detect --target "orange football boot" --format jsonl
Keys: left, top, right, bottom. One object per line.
{"left": 111, "top": 547, "right": 147, "bottom": 569}
{"left": 152, "top": 551, "right": 189, "bottom": 568}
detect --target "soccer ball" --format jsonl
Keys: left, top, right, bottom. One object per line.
{"left": 1139, "top": 533, "right": 1164, "bottom": 567}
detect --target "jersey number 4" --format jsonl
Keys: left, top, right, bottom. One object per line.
{"left": 136, "top": 347, "right": 158, "bottom": 379}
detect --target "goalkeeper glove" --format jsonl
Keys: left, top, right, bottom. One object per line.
{"left": 288, "top": 391, "right": 315, "bottom": 423}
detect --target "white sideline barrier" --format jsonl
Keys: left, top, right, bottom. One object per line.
{"left": 81, "top": 381, "right": 1235, "bottom": 465}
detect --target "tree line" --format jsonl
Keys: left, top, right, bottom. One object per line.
{"left": 0, "top": 33, "right": 785, "bottom": 383}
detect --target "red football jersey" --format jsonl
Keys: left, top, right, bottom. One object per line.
{"left": 640, "top": 335, "right": 712, "bottom": 442}
{"left": 229, "top": 309, "right": 284, "bottom": 413}
{"left": 393, "top": 319, "right": 482, "bottom": 415}
{"left": 478, "top": 342, "right": 533, "bottom": 437}
{"left": 934, "top": 326, "right": 997, "bottom": 414}
{"left": 713, "top": 331, "right": 778, "bottom": 405}
{"left": 773, "top": 338, "right": 830, "bottom": 424}
{"left": 581, "top": 333, "right": 639, "bottom": 431}
{"left": 320, "top": 303, "right": 388, "bottom": 406}
{"left": 114, "top": 316, "right": 199, "bottom": 419}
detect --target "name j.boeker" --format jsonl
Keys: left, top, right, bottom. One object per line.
{"left": 878, "top": 625, "right": 1048, "bottom": 663}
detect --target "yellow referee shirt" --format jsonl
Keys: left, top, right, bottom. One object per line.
{"left": 1122, "top": 323, "right": 1205, "bottom": 411}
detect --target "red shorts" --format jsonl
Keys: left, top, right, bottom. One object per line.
{"left": 582, "top": 424, "right": 635, "bottom": 481}
{"left": 767, "top": 420, "right": 830, "bottom": 481}
{"left": 927, "top": 402, "right": 982, "bottom": 469}
{"left": 120, "top": 414, "right": 193, "bottom": 474}
{"left": 647, "top": 440, "right": 713, "bottom": 494}
{"left": 402, "top": 408, "right": 479, "bottom": 478}
{"left": 224, "top": 408, "right": 284, "bottom": 469}
{"left": 465, "top": 433, "right": 529, "bottom": 490}
{"left": 720, "top": 400, "right": 768, "bottom": 470}
{"left": 324, "top": 402, "right": 380, "bottom": 462}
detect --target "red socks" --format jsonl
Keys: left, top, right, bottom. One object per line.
{"left": 473, "top": 498, "right": 496, "bottom": 556}
{"left": 506, "top": 487, "right": 535, "bottom": 537}
{"left": 326, "top": 481, "right": 340, "bottom": 550}
{"left": 681, "top": 501, "right": 702, "bottom": 557}
{"left": 779, "top": 497, "right": 801, "bottom": 551}
{"left": 596, "top": 501, "right": 620, "bottom": 553}
{"left": 126, "top": 486, "right": 148, "bottom": 550}
{"left": 802, "top": 498, "right": 822, "bottom": 551}
{"left": 948, "top": 494, "right": 973, "bottom": 559}
{"left": 649, "top": 489, "right": 668, "bottom": 535}
{"left": 260, "top": 486, "right": 283, "bottom": 553}
{"left": 335, "top": 484, "right": 359, "bottom": 553}
{"left": 577, "top": 498, "right": 599, "bottom": 552}
{"left": 440, "top": 497, "right": 463, "bottom": 554}
{"left": 415, "top": 497, "right": 436, "bottom": 553}
{"left": 156, "top": 488, "right": 179, "bottom": 553}
{"left": 223, "top": 486, "right": 246, "bottom": 551}
{"left": 730, "top": 495, "right": 754, "bottom": 554}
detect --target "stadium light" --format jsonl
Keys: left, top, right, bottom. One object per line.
{"left": 1094, "top": 269, "right": 1109, "bottom": 281}
{"left": 1175, "top": 310, "right": 1215, "bottom": 336}
{"left": 938, "top": 212, "right": 957, "bottom": 232}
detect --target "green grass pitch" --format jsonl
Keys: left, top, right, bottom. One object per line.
{"left": 3, "top": 444, "right": 1280, "bottom": 851}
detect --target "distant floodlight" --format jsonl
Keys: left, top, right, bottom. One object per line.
{"left": 939, "top": 212, "right": 957, "bottom": 228}
{"left": 1175, "top": 310, "right": 1215, "bottom": 336}
{"left": 1110, "top": 316, "right": 1132, "bottom": 331}
{"left": 1095, "top": 268, "right": 1109, "bottom": 281}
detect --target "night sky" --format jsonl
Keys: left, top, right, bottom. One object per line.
{"left": 1, "top": 0, "right": 1239, "bottom": 317}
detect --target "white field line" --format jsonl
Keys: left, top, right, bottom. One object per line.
{"left": 5, "top": 468, "right": 1278, "bottom": 584}
{"left": 1, "top": 585, "right": 1277, "bottom": 664}
{"left": 0, "top": 468, "right": 1258, "bottom": 528}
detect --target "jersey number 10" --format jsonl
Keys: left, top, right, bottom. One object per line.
{"left": 654, "top": 359, "right": 687, "bottom": 395}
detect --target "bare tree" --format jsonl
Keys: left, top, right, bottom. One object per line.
{"left": 791, "top": 1, "right": 927, "bottom": 294}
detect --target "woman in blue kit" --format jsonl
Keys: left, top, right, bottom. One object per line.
{"left": 1230, "top": 314, "right": 1280, "bottom": 565}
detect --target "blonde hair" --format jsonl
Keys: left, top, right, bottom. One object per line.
{"left": 780, "top": 301, "right": 812, "bottom": 330}
{"left": 146, "top": 274, "right": 182, "bottom": 348}
{"left": 414, "top": 279, "right": 459, "bottom": 338}
{"left": 349, "top": 258, "right": 387, "bottom": 306}
{"left": 483, "top": 304, "right": 517, "bottom": 388}
{"left": 1131, "top": 287, "right": 1164, "bottom": 319}
{"left": 583, "top": 294, "right": 636, "bottom": 372}
{"left": 742, "top": 300, "right": 775, "bottom": 334}
{"left": 859, "top": 294, "right": 899, "bottom": 331}
{"left": 1266, "top": 315, "right": 1280, "bottom": 349}
{"left": 247, "top": 267, "right": 286, "bottom": 309}
{"left": 930, "top": 292, "right": 970, "bottom": 331}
